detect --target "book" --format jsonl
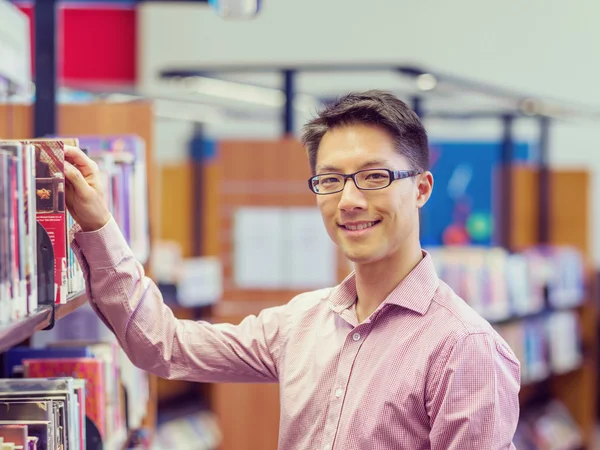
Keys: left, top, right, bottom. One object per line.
{"left": 426, "top": 245, "right": 585, "bottom": 320}
{"left": 46, "top": 340, "right": 124, "bottom": 440}
{"left": 1, "top": 138, "right": 84, "bottom": 305}
{"left": 78, "top": 135, "right": 150, "bottom": 264}
{"left": 30, "top": 306, "right": 151, "bottom": 431}
{"left": 0, "top": 377, "right": 81, "bottom": 450}
{"left": 33, "top": 140, "right": 68, "bottom": 305}
{"left": 0, "top": 425, "right": 27, "bottom": 450}
{"left": 8, "top": 153, "right": 20, "bottom": 319}
{"left": 0, "top": 142, "right": 37, "bottom": 317}
{"left": 22, "top": 358, "right": 106, "bottom": 442}
{"left": 3, "top": 346, "right": 93, "bottom": 378}
{"left": 0, "top": 151, "right": 11, "bottom": 324}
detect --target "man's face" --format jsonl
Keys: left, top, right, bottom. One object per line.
{"left": 315, "top": 124, "right": 433, "bottom": 265}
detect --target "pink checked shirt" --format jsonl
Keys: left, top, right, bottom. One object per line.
{"left": 71, "top": 217, "right": 521, "bottom": 450}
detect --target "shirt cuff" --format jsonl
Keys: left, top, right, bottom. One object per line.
{"left": 73, "top": 215, "right": 132, "bottom": 270}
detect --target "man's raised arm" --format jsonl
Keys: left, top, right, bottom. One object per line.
{"left": 64, "top": 145, "right": 287, "bottom": 384}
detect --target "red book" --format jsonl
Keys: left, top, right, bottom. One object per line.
{"left": 0, "top": 424, "right": 28, "bottom": 448}
{"left": 22, "top": 357, "right": 106, "bottom": 440}
{"left": 33, "top": 141, "right": 68, "bottom": 304}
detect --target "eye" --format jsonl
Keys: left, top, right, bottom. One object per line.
{"left": 321, "top": 176, "right": 340, "bottom": 185}
{"left": 366, "top": 172, "right": 386, "bottom": 180}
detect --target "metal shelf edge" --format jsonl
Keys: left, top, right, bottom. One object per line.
{"left": 0, "top": 292, "right": 88, "bottom": 353}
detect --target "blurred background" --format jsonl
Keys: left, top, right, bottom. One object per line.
{"left": 0, "top": 0, "right": 599, "bottom": 449}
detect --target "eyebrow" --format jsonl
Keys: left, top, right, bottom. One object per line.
{"left": 316, "top": 159, "right": 393, "bottom": 174}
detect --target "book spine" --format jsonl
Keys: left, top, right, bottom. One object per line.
{"left": 8, "top": 156, "right": 20, "bottom": 320}
{"left": 0, "top": 152, "right": 9, "bottom": 323}
{"left": 26, "top": 144, "right": 38, "bottom": 312}
{"left": 15, "top": 145, "right": 27, "bottom": 318}
{"left": 34, "top": 141, "right": 67, "bottom": 305}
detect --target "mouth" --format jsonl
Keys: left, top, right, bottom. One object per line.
{"left": 338, "top": 220, "right": 381, "bottom": 236}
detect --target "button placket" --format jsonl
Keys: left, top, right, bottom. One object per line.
{"left": 321, "top": 325, "right": 370, "bottom": 449}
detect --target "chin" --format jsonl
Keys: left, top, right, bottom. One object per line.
{"left": 341, "top": 247, "right": 383, "bottom": 265}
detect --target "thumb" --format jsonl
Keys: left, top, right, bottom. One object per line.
{"left": 64, "top": 160, "right": 93, "bottom": 195}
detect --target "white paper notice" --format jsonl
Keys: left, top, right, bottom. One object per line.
{"left": 177, "top": 256, "right": 223, "bottom": 307}
{"left": 285, "top": 208, "right": 337, "bottom": 289}
{"left": 233, "top": 207, "right": 286, "bottom": 289}
{"left": 233, "top": 207, "right": 337, "bottom": 289}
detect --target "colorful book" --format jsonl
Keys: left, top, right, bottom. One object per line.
{"left": 33, "top": 140, "right": 68, "bottom": 305}
{"left": 22, "top": 357, "right": 106, "bottom": 441}
{"left": 0, "top": 425, "right": 27, "bottom": 450}
{"left": 0, "top": 142, "right": 34, "bottom": 317}
{"left": 3, "top": 346, "right": 92, "bottom": 378}
{"left": 79, "top": 135, "right": 150, "bottom": 263}
{"left": 0, "top": 151, "right": 10, "bottom": 324}
{"left": 2, "top": 138, "right": 81, "bottom": 305}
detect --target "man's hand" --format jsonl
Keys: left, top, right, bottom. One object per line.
{"left": 63, "top": 145, "right": 111, "bottom": 232}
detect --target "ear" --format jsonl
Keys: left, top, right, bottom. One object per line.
{"left": 416, "top": 171, "right": 433, "bottom": 208}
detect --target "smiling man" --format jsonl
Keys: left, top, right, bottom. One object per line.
{"left": 64, "top": 90, "right": 520, "bottom": 450}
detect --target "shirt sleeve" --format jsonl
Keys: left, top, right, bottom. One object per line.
{"left": 70, "top": 216, "right": 288, "bottom": 384}
{"left": 427, "top": 332, "right": 521, "bottom": 450}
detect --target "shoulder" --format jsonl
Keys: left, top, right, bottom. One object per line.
{"left": 429, "top": 281, "right": 493, "bottom": 333}
{"left": 427, "top": 281, "right": 520, "bottom": 369}
{"left": 285, "top": 287, "right": 336, "bottom": 314}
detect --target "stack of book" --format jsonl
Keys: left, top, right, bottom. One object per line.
{"left": 426, "top": 245, "right": 586, "bottom": 321}
{"left": 0, "top": 377, "right": 85, "bottom": 449}
{"left": 495, "top": 310, "right": 582, "bottom": 384}
{"left": 0, "top": 135, "right": 152, "bottom": 448}
{"left": 0, "top": 322, "right": 151, "bottom": 449}
{"left": 0, "top": 135, "right": 150, "bottom": 323}
{"left": 0, "top": 138, "right": 86, "bottom": 324}
{"left": 78, "top": 135, "right": 150, "bottom": 265}
{"left": 513, "top": 400, "right": 583, "bottom": 449}
{"left": 30, "top": 302, "right": 150, "bottom": 435}
{"left": 427, "top": 245, "right": 586, "bottom": 384}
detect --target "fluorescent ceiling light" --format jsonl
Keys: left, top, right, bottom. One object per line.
{"left": 178, "top": 75, "right": 320, "bottom": 113}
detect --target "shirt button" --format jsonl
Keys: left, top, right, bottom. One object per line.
{"left": 335, "top": 388, "right": 344, "bottom": 398}
{"left": 352, "top": 332, "right": 361, "bottom": 341}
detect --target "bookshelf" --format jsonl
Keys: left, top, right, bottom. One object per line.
{"left": 0, "top": 292, "right": 87, "bottom": 354}
{"left": 0, "top": 101, "right": 159, "bottom": 449}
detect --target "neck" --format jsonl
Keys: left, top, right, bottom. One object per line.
{"left": 354, "top": 238, "right": 423, "bottom": 322}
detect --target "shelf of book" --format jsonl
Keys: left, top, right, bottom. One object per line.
{"left": 0, "top": 101, "right": 159, "bottom": 448}
{"left": 0, "top": 292, "right": 87, "bottom": 354}
{"left": 0, "top": 101, "right": 158, "bottom": 449}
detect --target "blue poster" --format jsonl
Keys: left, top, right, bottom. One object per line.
{"left": 420, "top": 140, "right": 533, "bottom": 247}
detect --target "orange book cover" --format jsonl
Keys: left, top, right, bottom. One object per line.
{"left": 22, "top": 357, "right": 106, "bottom": 439}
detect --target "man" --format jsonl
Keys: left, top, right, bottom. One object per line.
{"left": 64, "top": 90, "right": 520, "bottom": 449}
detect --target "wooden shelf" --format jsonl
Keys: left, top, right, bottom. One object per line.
{"left": 0, "top": 292, "right": 88, "bottom": 353}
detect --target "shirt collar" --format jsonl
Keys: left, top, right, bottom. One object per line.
{"left": 327, "top": 250, "right": 440, "bottom": 315}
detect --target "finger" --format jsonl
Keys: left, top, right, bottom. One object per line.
{"left": 64, "top": 145, "right": 97, "bottom": 177}
{"left": 64, "top": 160, "right": 93, "bottom": 194}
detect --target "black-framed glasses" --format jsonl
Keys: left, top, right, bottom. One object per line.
{"left": 308, "top": 168, "right": 422, "bottom": 195}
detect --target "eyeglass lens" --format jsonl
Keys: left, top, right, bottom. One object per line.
{"left": 312, "top": 169, "right": 390, "bottom": 193}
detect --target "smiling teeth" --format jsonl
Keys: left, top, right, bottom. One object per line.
{"left": 345, "top": 222, "right": 375, "bottom": 231}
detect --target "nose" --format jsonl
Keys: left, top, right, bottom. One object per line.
{"left": 338, "top": 178, "right": 368, "bottom": 212}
